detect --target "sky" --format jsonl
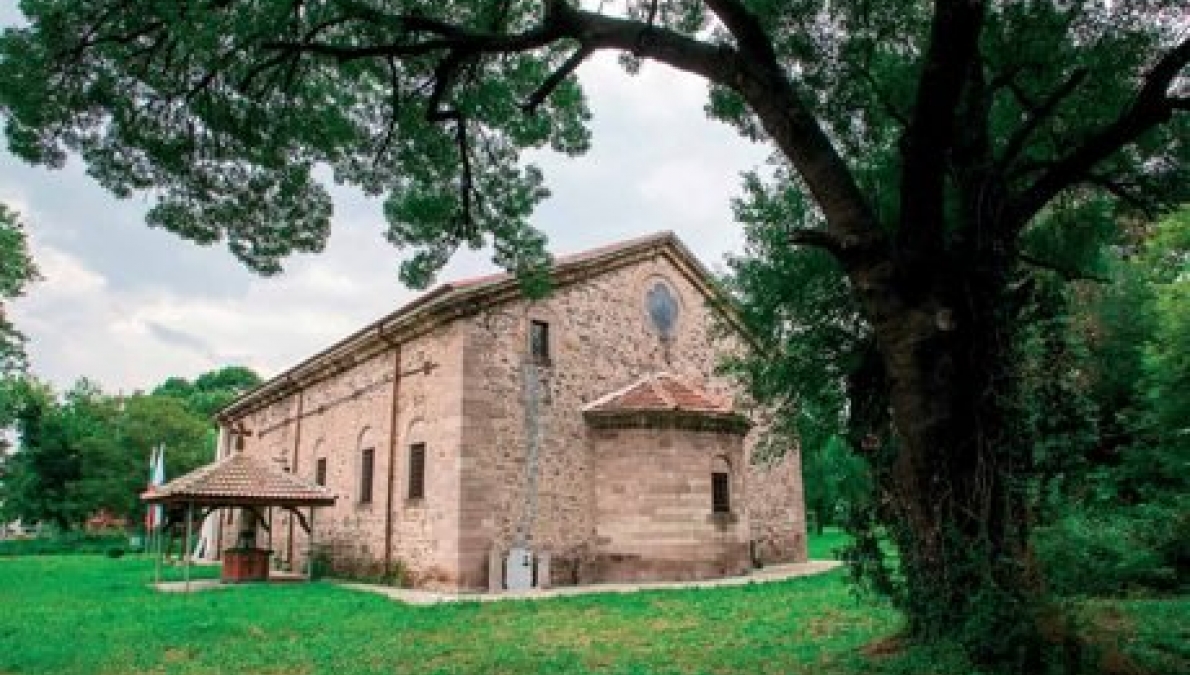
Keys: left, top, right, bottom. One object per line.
{"left": 0, "top": 8, "right": 770, "bottom": 393}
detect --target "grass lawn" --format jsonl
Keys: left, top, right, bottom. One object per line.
{"left": 807, "top": 527, "right": 853, "bottom": 561}
{"left": 0, "top": 541, "right": 1185, "bottom": 675}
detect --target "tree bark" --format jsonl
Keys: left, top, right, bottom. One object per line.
{"left": 854, "top": 247, "right": 1042, "bottom": 662}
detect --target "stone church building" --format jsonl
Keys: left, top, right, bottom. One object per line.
{"left": 211, "top": 232, "right": 806, "bottom": 590}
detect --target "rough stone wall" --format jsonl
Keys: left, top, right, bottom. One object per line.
{"left": 588, "top": 425, "right": 750, "bottom": 582}
{"left": 457, "top": 251, "right": 806, "bottom": 588}
{"left": 219, "top": 321, "right": 466, "bottom": 587}
{"left": 747, "top": 449, "right": 808, "bottom": 563}
{"left": 219, "top": 243, "right": 807, "bottom": 590}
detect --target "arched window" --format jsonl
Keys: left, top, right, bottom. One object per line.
{"left": 711, "top": 457, "right": 731, "bottom": 514}
{"left": 358, "top": 428, "right": 375, "bottom": 504}
{"left": 645, "top": 279, "right": 681, "bottom": 340}
{"left": 313, "top": 439, "right": 327, "bottom": 487}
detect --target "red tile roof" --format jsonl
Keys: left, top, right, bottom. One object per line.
{"left": 142, "top": 453, "right": 336, "bottom": 506}
{"left": 584, "top": 372, "right": 733, "bottom": 414}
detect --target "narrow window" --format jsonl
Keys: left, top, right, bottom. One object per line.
{"left": 529, "top": 320, "right": 550, "bottom": 365}
{"left": 408, "top": 443, "right": 426, "bottom": 500}
{"left": 315, "top": 458, "right": 327, "bottom": 487}
{"left": 712, "top": 472, "right": 731, "bottom": 514}
{"left": 360, "top": 448, "right": 375, "bottom": 504}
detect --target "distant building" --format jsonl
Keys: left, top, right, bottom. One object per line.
{"left": 213, "top": 233, "right": 806, "bottom": 590}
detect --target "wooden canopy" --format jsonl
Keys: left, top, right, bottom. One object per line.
{"left": 141, "top": 452, "right": 335, "bottom": 508}
{"left": 141, "top": 452, "right": 336, "bottom": 590}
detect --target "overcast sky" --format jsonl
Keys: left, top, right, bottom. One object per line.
{"left": 1, "top": 8, "right": 769, "bottom": 393}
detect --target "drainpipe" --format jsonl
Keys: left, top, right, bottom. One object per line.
{"left": 288, "top": 387, "right": 304, "bottom": 566}
{"left": 382, "top": 333, "right": 402, "bottom": 575}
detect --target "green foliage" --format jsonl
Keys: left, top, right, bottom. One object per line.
{"left": 0, "top": 0, "right": 592, "bottom": 287}
{"left": 1035, "top": 503, "right": 1187, "bottom": 596}
{"left": 1025, "top": 206, "right": 1190, "bottom": 597}
{"left": 3, "top": 2, "right": 1188, "bottom": 669}
{"left": 1, "top": 366, "right": 261, "bottom": 530}
{"left": 721, "top": 171, "right": 872, "bottom": 533}
{"left": 0, "top": 532, "right": 130, "bottom": 557}
{"left": 0, "top": 204, "right": 39, "bottom": 375}
{"left": 152, "top": 365, "right": 262, "bottom": 420}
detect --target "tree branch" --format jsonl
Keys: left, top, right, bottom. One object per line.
{"left": 1081, "top": 172, "right": 1160, "bottom": 217}
{"left": 789, "top": 228, "right": 882, "bottom": 263}
{"left": 899, "top": 0, "right": 987, "bottom": 250}
{"left": 998, "top": 67, "right": 1089, "bottom": 170}
{"left": 789, "top": 229, "right": 844, "bottom": 254}
{"left": 1009, "top": 36, "right": 1190, "bottom": 228}
{"left": 522, "top": 44, "right": 593, "bottom": 114}
{"left": 259, "top": 0, "right": 883, "bottom": 268}
{"left": 1018, "top": 252, "right": 1108, "bottom": 284}
{"left": 703, "top": 0, "right": 780, "bottom": 64}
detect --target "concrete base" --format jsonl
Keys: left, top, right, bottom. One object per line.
{"left": 339, "top": 560, "right": 842, "bottom": 605}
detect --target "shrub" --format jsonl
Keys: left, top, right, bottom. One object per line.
{"left": 0, "top": 533, "right": 131, "bottom": 557}
{"left": 1035, "top": 503, "right": 1185, "bottom": 596}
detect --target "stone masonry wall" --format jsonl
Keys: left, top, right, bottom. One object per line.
{"left": 588, "top": 425, "right": 750, "bottom": 583}
{"left": 220, "top": 241, "right": 806, "bottom": 590}
{"left": 220, "top": 321, "right": 466, "bottom": 587}
{"left": 457, "top": 250, "right": 807, "bottom": 588}
{"left": 747, "top": 450, "right": 807, "bottom": 564}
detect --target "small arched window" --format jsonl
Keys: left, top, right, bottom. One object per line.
{"left": 711, "top": 457, "right": 731, "bottom": 514}
{"left": 358, "top": 428, "right": 375, "bottom": 504}
{"left": 313, "top": 439, "right": 327, "bottom": 487}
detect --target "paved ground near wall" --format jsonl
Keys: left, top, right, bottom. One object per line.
{"left": 338, "top": 560, "right": 843, "bottom": 605}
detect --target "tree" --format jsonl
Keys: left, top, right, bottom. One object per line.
{"left": 1, "top": 379, "right": 110, "bottom": 531}
{"left": 2, "top": 0, "right": 1187, "bottom": 665}
{"left": 0, "top": 204, "right": 39, "bottom": 375}
{"left": 153, "top": 365, "right": 261, "bottom": 419}
{"left": 0, "top": 376, "right": 218, "bottom": 530}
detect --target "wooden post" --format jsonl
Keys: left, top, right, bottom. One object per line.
{"left": 153, "top": 524, "right": 162, "bottom": 587}
{"left": 307, "top": 507, "right": 317, "bottom": 582}
{"left": 184, "top": 501, "right": 194, "bottom": 593}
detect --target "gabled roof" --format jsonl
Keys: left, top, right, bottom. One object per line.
{"left": 218, "top": 231, "right": 750, "bottom": 421}
{"left": 583, "top": 372, "right": 751, "bottom": 433}
{"left": 141, "top": 453, "right": 336, "bottom": 507}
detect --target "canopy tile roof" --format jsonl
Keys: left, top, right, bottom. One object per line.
{"left": 583, "top": 373, "right": 750, "bottom": 434}
{"left": 585, "top": 372, "right": 731, "bottom": 414}
{"left": 142, "top": 453, "right": 336, "bottom": 506}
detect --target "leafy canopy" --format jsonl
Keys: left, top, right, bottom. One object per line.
{"left": 0, "top": 204, "right": 39, "bottom": 375}
{"left": 3, "top": 2, "right": 1182, "bottom": 287}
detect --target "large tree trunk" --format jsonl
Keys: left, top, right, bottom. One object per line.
{"left": 857, "top": 253, "right": 1042, "bottom": 664}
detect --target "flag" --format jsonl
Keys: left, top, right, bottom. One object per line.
{"left": 145, "top": 446, "right": 165, "bottom": 530}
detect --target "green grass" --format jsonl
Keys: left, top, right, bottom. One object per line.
{"left": 807, "top": 527, "right": 854, "bottom": 560}
{"left": 1, "top": 538, "right": 1185, "bottom": 675}
{"left": 0, "top": 555, "right": 907, "bottom": 675}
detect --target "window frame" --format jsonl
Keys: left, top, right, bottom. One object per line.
{"left": 315, "top": 457, "right": 327, "bottom": 487}
{"left": 359, "top": 447, "right": 375, "bottom": 504}
{"left": 529, "top": 319, "right": 551, "bottom": 366}
{"left": 408, "top": 443, "right": 427, "bottom": 501}
{"left": 711, "top": 471, "right": 731, "bottom": 514}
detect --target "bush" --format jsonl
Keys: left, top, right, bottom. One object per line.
{"left": 1035, "top": 503, "right": 1185, "bottom": 596}
{"left": 0, "top": 533, "right": 132, "bottom": 557}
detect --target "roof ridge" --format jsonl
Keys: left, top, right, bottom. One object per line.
{"left": 651, "top": 372, "right": 677, "bottom": 409}
{"left": 218, "top": 230, "right": 734, "bottom": 421}
{"left": 581, "top": 372, "right": 660, "bottom": 412}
